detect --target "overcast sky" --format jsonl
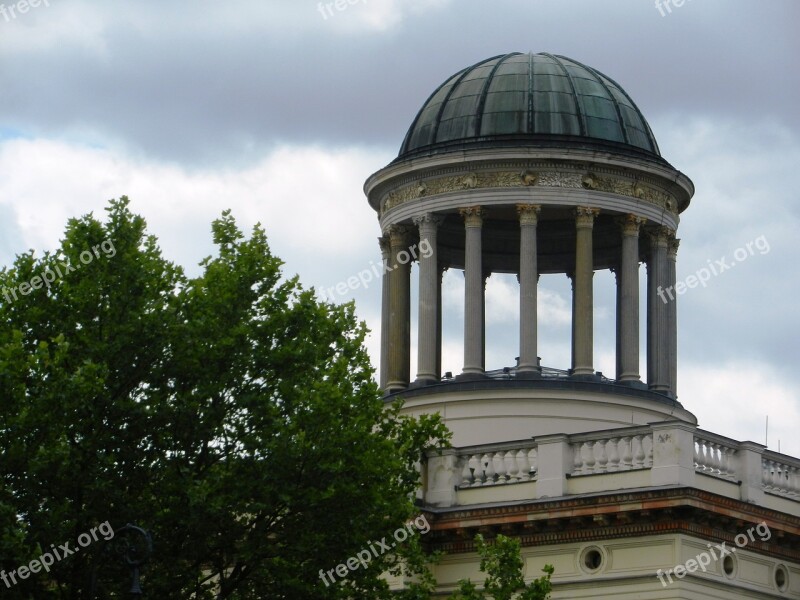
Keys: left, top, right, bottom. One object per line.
{"left": 1, "top": 0, "right": 798, "bottom": 455}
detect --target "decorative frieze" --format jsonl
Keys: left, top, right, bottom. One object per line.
{"left": 380, "top": 167, "right": 676, "bottom": 215}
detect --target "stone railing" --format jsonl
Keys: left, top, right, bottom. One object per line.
{"left": 457, "top": 443, "right": 538, "bottom": 488}
{"left": 694, "top": 431, "right": 740, "bottom": 483}
{"left": 423, "top": 421, "right": 800, "bottom": 510}
{"left": 763, "top": 451, "right": 800, "bottom": 500}
{"left": 570, "top": 430, "right": 653, "bottom": 475}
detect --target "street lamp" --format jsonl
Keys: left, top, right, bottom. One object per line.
{"left": 90, "top": 523, "right": 152, "bottom": 599}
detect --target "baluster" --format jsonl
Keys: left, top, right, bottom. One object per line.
{"left": 789, "top": 466, "right": 800, "bottom": 496}
{"left": 632, "top": 435, "right": 645, "bottom": 468}
{"left": 493, "top": 452, "right": 507, "bottom": 484}
{"left": 773, "top": 462, "right": 786, "bottom": 493}
{"left": 516, "top": 449, "right": 531, "bottom": 481}
{"left": 481, "top": 453, "right": 495, "bottom": 485}
{"left": 573, "top": 443, "right": 584, "bottom": 475}
{"left": 595, "top": 439, "right": 608, "bottom": 473}
{"left": 719, "top": 446, "right": 732, "bottom": 478}
{"left": 715, "top": 445, "right": 726, "bottom": 477}
{"left": 705, "top": 441, "right": 716, "bottom": 474}
{"left": 468, "top": 454, "right": 481, "bottom": 486}
{"left": 584, "top": 441, "right": 596, "bottom": 474}
{"left": 606, "top": 437, "right": 620, "bottom": 472}
{"left": 762, "top": 460, "right": 772, "bottom": 491}
{"left": 620, "top": 436, "right": 632, "bottom": 470}
{"left": 505, "top": 450, "right": 519, "bottom": 483}
{"left": 528, "top": 448, "right": 538, "bottom": 478}
{"left": 461, "top": 456, "right": 473, "bottom": 487}
{"left": 790, "top": 466, "right": 800, "bottom": 497}
{"left": 644, "top": 434, "right": 653, "bottom": 468}
{"left": 693, "top": 438, "right": 702, "bottom": 470}
{"left": 695, "top": 439, "right": 706, "bottom": 471}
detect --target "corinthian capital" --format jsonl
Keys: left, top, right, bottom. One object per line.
{"left": 618, "top": 214, "right": 647, "bottom": 237}
{"left": 516, "top": 203, "right": 542, "bottom": 226}
{"left": 648, "top": 226, "right": 674, "bottom": 247}
{"left": 412, "top": 213, "right": 444, "bottom": 231}
{"left": 459, "top": 206, "right": 485, "bottom": 228}
{"left": 575, "top": 206, "right": 600, "bottom": 228}
{"left": 668, "top": 237, "right": 680, "bottom": 259}
{"left": 387, "top": 224, "right": 413, "bottom": 248}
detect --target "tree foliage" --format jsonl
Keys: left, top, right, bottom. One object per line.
{"left": 448, "top": 534, "right": 553, "bottom": 600}
{"left": 0, "top": 198, "right": 449, "bottom": 599}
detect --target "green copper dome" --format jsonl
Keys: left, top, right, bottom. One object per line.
{"left": 399, "top": 52, "right": 660, "bottom": 159}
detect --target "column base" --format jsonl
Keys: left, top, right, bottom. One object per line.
{"left": 455, "top": 371, "right": 487, "bottom": 382}
{"left": 648, "top": 383, "right": 671, "bottom": 394}
{"left": 571, "top": 366, "right": 595, "bottom": 377}
{"left": 384, "top": 380, "right": 409, "bottom": 394}
{"left": 617, "top": 379, "right": 649, "bottom": 390}
{"left": 516, "top": 368, "right": 542, "bottom": 380}
{"left": 409, "top": 377, "right": 439, "bottom": 389}
{"left": 570, "top": 371, "right": 600, "bottom": 382}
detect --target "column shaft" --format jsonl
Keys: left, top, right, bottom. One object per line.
{"left": 618, "top": 215, "right": 645, "bottom": 382}
{"left": 647, "top": 227, "right": 672, "bottom": 392}
{"left": 572, "top": 207, "right": 599, "bottom": 376}
{"left": 414, "top": 214, "right": 441, "bottom": 383}
{"left": 461, "top": 207, "right": 485, "bottom": 376}
{"left": 436, "top": 266, "right": 444, "bottom": 379}
{"left": 517, "top": 204, "right": 541, "bottom": 373}
{"left": 378, "top": 235, "right": 390, "bottom": 390}
{"left": 386, "top": 225, "right": 412, "bottom": 391}
{"left": 667, "top": 237, "right": 680, "bottom": 397}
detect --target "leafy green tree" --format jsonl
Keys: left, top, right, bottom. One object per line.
{"left": 0, "top": 198, "right": 449, "bottom": 599}
{"left": 449, "top": 534, "right": 553, "bottom": 600}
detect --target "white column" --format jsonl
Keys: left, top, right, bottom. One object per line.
{"left": 667, "top": 236, "right": 680, "bottom": 397}
{"left": 379, "top": 235, "right": 390, "bottom": 390}
{"left": 414, "top": 213, "right": 442, "bottom": 383}
{"left": 618, "top": 215, "right": 645, "bottom": 382}
{"left": 647, "top": 227, "right": 672, "bottom": 393}
{"left": 436, "top": 265, "right": 445, "bottom": 379}
{"left": 461, "top": 206, "right": 485, "bottom": 376}
{"left": 386, "top": 224, "right": 412, "bottom": 392}
{"left": 517, "top": 204, "right": 541, "bottom": 375}
{"left": 572, "top": 207, "right": 599, "bottom": 376}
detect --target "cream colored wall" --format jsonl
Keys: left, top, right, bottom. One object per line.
{"left": 398, "top": 387, "right": 696, "bottom": 447}
{"left": 417, "top": 533, "right": 800, "bottom": 599}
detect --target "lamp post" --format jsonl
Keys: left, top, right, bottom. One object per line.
{"left": 90, "top": 524, "right": 152, "bottom": 598}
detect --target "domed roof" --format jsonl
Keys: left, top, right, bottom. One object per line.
{"left": 399, "top": 52, "right": 660, "bottom": 159}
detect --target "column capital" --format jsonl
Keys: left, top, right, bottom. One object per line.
{"left": 618, "top": 214, "right": 647, "bottom": 237}
{"left": 459, "top": 206, "right": 485, "bottom": 228}
{"left": 378, "top": 235, "right": 390, "bottom": 254}
{"left": 648, "top": 226, "right": 674, "bottom": 247}
{"left": 575, "top": 206, "right": 600, "bottom": 228}
{"left": 387, "top": 224, "right": 413, "bottom": 247}
{"left": 413, "top": 213, "right": 444, "bottom": 230}
{"left": 668, "top": 237, "right": 680, "bottom": 260}
{"left": 516, "top": 203, "right": 542, "bottom": 226}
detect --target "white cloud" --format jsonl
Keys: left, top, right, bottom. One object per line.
{"left": 0, "top": 138, "right": 389, "bottom": 285}
{"left": 680, "top": 362, "right": 800, "bottom": 458}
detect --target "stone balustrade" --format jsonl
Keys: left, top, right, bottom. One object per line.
{"left": 422, "top": 420, "right": 800, "bottom": 511}
{"left": 458, "top": 444, "right": 539, "bottom": 488}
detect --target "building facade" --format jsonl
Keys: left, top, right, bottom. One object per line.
{"left": 364, "top": 52, "right": 800, "bottom": 598}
